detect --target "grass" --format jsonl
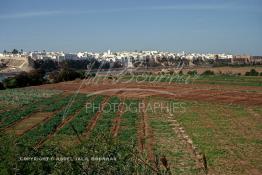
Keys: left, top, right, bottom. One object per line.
{"left": 120, "top": 74, "right": 262, "bottom": 86}
{"left": 0, "top": 88, "right": 61, "bottom": 106}
{"left": 147, "top": 98, "right": 201, "bottom": 175}
{"left": 1, "top": 84, "right": 261, "bottom": 174}
{"left": 118, "top": 99, "right": 139, "bottom": 143}
{"left": 193, "top": 75, "right": 262, "bottom": 86}
{"left": 174, "top": 101, "right": 262, "bottom": 174}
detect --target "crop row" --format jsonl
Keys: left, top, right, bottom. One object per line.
{"left": 118, "top": 99, "right": 139, "bottom": 143}
{"left": 58, "top": 95, "right": 104, "bottom": 135}
{"left": 90, "top": 96, "right": 120, "bottom": 137}
{"left": 0, "top": 94, "right": 71, "bottom": 128}
{"left": 18, "top": 94, "right": 89, "bottom": 146}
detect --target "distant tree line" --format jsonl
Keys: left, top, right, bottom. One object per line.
{"left": 3, "top": 49, "right": 23, "bottom": 55}
{"left": 34, "top": 58, "right": 123, "bottom": 72}
{"left": 0, "top": 58, "right": 124, "bottom": 90}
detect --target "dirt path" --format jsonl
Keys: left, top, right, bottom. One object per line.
{"left": 138, "top": 99, "right": 155, "bottom": 166}
{"left": 166, "top": 113, "right": 206, "bottom": 173}
{"left": 82, "top": 97, "right": 110, "bottom": 138}
{"left": 111, "top": 98, "right": 125, "bottom": 137}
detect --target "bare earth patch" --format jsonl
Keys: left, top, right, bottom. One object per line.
{"left": 35, "top": 80, "right": 262, "bottom": 106}
{"left": 6, "top": 112, "right": 53, "bottom": 136}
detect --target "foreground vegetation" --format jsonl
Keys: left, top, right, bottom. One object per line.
{"left": 0, "top": 132, "right": 154, "bottom": 174}
{"left": 172, "top": 100, "right": 262, "bottom": 174}
{"left": 1, "top": 86, "right": 261, "bottom": 174}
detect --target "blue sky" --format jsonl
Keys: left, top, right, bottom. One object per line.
{"left": 0, "top": 0, "right": 262, "bottom": 55}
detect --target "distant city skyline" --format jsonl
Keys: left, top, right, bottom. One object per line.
{"left": 0, "top": 0, "right": 262, "bottom": 55}
{"left": 0, "top": 49, "right": 256, "bottom": 56}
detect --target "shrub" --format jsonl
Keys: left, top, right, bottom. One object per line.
{"left": 3, "top": 77, "right": 17, "bottom": 88}
{"left": 47, "top": 69, "right": 88, "bottom": 83}
{"left": 77, "top": 70, "right": 86, "bottom": 79}
{"left": 245, "top": 69, "right": 259, "bottom": 76}
{"left": 58, "top": 68, "right": 84, "bottom": 82}
{"left": 187, "top": 70, "right": 197, "bottom": 75}
{"left": 260, "top": 72, "right": 262, "bottom": 76}
{"left": 47, "top": 71, "right": 60, "bottom": 83}
{"left": 0, "top": 82, "right": 5, "bottom": 90}
{"left": 34, "top": 59, "right": 58, "bottom": 72}
{"left": 27, "top": 69, "right": 45, "bottom": 85}
{"left": 15, "top": 72, "right": 30, "bottom": 87}
{"left": 2, "top": 69, "right": 45, "bottom": 89}
{"left": 201, "top": 70, "right": 215, "bottom": 75}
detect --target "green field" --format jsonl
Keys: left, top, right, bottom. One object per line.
{"left": 0, "top": 88, "right": 261, "bottom": 174}
{"left": 120, "top": 74, "right": 262, "bottom": 87}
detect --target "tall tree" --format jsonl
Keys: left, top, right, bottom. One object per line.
{"left": 11, "top": 49, "right": 19, "bottom": 54}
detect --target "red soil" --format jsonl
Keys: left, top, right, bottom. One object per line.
{"left": 111, "top": 98, "right": 125, "bottom": 137}
{"left": 138, "top": 99, "right": 156, "bottom": 167}
{"left": 35, "top": 80, "right": 262, "bottom": 106}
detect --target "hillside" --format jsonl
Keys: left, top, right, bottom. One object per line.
{"left": 0, "top": 56, "right": 34, "bottom": 73}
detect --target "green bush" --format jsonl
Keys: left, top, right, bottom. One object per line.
{"left": 3, "top": 77, "right": 17, "bottom": 88}
{"left": 0, "top": 82, "right": 5, "bottom": 90}
{"left": 201, "top": 70, "right": 215, "bottom": 75}
{"left": 187, "top": 70, "right": 197, "bottom": 75}
{"left": 2, "top": 69, "right": 45, "bottom": 89}
{"left": 48, "top": 68, "right": 85, "bottom": 83}
{"left": 245, "top": 69, "right": 259, "bottom": 76}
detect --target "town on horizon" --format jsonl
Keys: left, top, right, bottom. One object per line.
{"left": 1, "top": 1, "right": 262, "bottom": 174}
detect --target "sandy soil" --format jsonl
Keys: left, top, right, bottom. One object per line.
{"left": 35, "top": 80, "right": 262, "bottom": 106}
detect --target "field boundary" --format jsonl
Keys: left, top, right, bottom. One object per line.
{"left": 138, "top": 99, "right": 156, "bottom": 167}
{"left": 166, "top": 113, "right": 206, "bottom": 173}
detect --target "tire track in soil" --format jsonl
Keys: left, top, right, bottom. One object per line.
{"left": 111, "top": 98, "right": 125, "bottom": 137}
{"left": 2, "top": 94, "right": 70, "bottom": 133}
{"left": 82, "top": 96, "right": 110, "bottom": 138}
{"left": 138, "top": 99, "right": 156, "bottom": 167}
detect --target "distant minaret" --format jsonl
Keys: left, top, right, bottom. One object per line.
{"left": 107, "top": 50, "right": 111, "bottom": 55}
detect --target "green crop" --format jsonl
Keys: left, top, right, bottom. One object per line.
{"left": 58, "top": 95, "right": 104, "bottom": 135}
{"left": 18, "top": 94, "right": 88, "bottom": 146}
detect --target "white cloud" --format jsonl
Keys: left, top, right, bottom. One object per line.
{"left": 0, "top": 4, "right": 260, "bottom": 20}
{"left": 0, "top": 11, "right": 64, "bottom": 19}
